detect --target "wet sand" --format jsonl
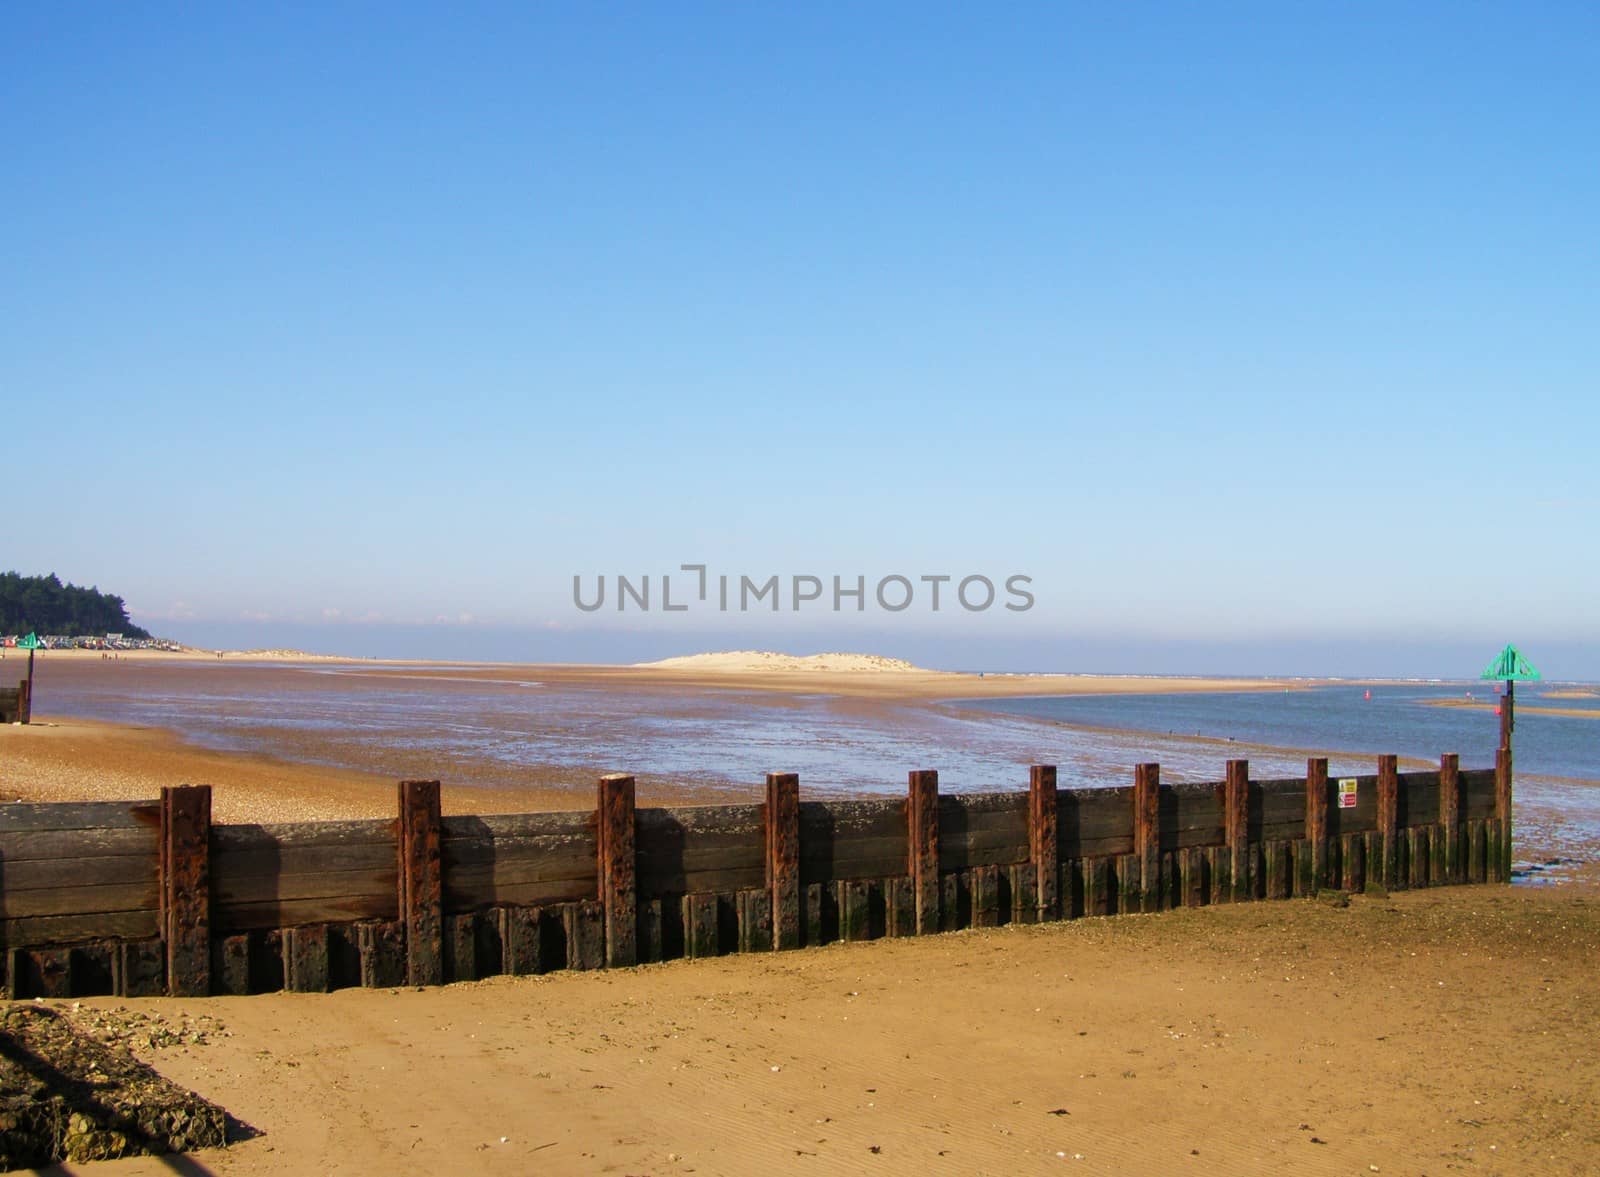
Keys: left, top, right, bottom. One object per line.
{"left": 1424, "top": 698, "right": 1600, "bottom": 721}
{"left": 41, "top": 882, "right": 1600, "bottom": 1176}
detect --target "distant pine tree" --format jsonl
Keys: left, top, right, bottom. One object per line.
{"left": 0, "top": 572, "right": 152, "bottom": 639}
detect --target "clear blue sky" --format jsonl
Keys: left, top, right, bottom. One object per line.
{"left": 5, "top": 4, "right": 1596, "bottom": 676}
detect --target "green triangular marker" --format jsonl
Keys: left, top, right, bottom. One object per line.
{"left": 16, "top": 632, "right": 41, "bottom": 651}
{"left": 1480, "top": 644, "right": 1541, "bottom": 681}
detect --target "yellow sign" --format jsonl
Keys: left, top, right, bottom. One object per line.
{"left": 1338, "top": 778, "right": 1358, "bottom": 809}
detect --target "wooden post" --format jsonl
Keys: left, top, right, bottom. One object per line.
{"left": 597, "top": 773, "right": 637, "bottom": 968}
{"left": 765, "top": 772, "right": 801, "bottom": 950}
{"left": 398, "top": 779, "right": 443, "bottom": 986}
{"left": 16, "top": 678, "right": 29, "bottom": 724}
{"left": 1225, "top": 760, "right": 1249, "bottom": 903}
{"left": 1438, "top": 753, "right": 1460, "bottom": 883}
{"left": 1377, "top": 755, "right": 1399, "bottom": 890}
{"left": 1028, "top": 765, "right": 1059, "bottom": 921}
{"left": 1500, "top": 680, "right": 1514, "bottom": 750}
{"left": 908, "top": 769, "right": 940, "bottom": 934}
{"left": 1305, "top": 758, "right": 1328, "bottom": 892}
{"left": 1134, "top": 763, "right": 1160, "bottom": 913}
{"left": 160, "top": 784, "right": 211, "bottom": 997}
{"left": 1495, "top": 745, "right": 1513, "bottom": 883}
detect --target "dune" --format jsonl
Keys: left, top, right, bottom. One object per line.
{"left": 636, "top": 649, "right": 936, "bottom": 673}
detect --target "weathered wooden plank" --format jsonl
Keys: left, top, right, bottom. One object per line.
{"left": 441, "top": 811, "right": 595, "bottom": 842}
{"left": 1207, "top": 845, "right": 1231, "bottom": 904}
{"left": 837, "top": 880, "right": 872, "bottom": 941}
{"left": 564, "top": 900, "right": 605, "bottom": 969}
{"left": 1409, "top": 827, "right": 1429, "bottom": 889}
{"left": 0, "top": 800, "right": 161, "bottom": 833}
{"left": 443, "top": 876, "right": 593, "bottom": 912}
{"left": 939, "top": 871, "right": 968, "bottom": 932}
{"left": 356, "top": 920, "right": 406, "bottom": 988}
{"left": 283, "top": 924, "right": 330, "bottom": 993}
{"left": 498, "top": 907, "right": 545, "bottom": 975}
{"left": 1306, "top": 758, "right": 1329, "bottom": 892}
{"left": 737, "top": 888, "right": 772, "bottom": 953}
{"left": 883, "top": 876, "right": 915, "bottom": 936}
{"left": 1159, "top": 784, "right": 1225, "bottom": 849}
{"left": 1397, "top": 771, "right": 1441, "bottom": 828}
{"left": 970, "top": 866, "right": 1001, "bottom": 928}
{"left": 597, "top": 774, "right": 637, "bottom": 968}
{"left": 1377, "top": 756, "right": 1400, "bottom": 890}
{"left": 1181, "top": 846, "right": 1206, "bottom": 907}
{"left": 1264, "top": 840, "right": 1289, "bottom": 900}
{"left": 1364, "top": 831, "right": 1384, "bottom": 891}
{"left": 213, "top": 934, "right": 251, "bottom": 996}
{"left": 213, "top": 818, "right": 395, "bottom": 852}
{"left": 0, "top": 827, "right": 157, "bottom": 862}
{"left": 1323, "top": 773, "right": 1380, "bottom": 838}
{"left": 1133, "top": 763, "right": 1159, "bottom": 914}
{"left": 216, "top": 864, "right": 395, "bottom": 908}
{"left": 1059, "top": 860, "right": 1084, "bottom": 919}
{"left": 445, "top": 912, "right": 477, "bottom": 982}
{"left": 802, "top": 881, "right": 828, "bottom": 947}
{"left": 399, "top": 780, "right": 443, "bottom": 987}
{"left": 215, "top": 894, "right": 397, "bottom": 933}
{"left": 1116, "top": 854, "right": 1140, "bottom": 914}
{"left": 0, "top": 881, "right": 160, "bottom": 920}
{"left": 1461, "top": 768, "right": 1497, "bottom": 819}
{"left": 1467, "top": 819, "right": 1487, "bottom": 883}
{"left": 114, "top": 938, "right": 165, "bottom": 997}
{"left": 1057, "top": 788, "right": 1135, "bottom": 859}
{"left": 1225, "top": 761, "right": 1249, "bottom": 903}
{"left": 908, "top": 770, "right": 939, "bottom": 934}
{"left": 1439, "top": 754, "right": 1461, "bottom": 883}
{"left": 213, "top": 839, "right": 397, "bottom": 883}
{"left": 682, "top": 893, "right": 719, "bottom": 959}
{"left": 1028, "top": 765, "right": 1059, "bottom": 920}
{"left": 1073, "top": 857, "right": 1101, "bottom": 917}
{"left": 765, "top": 772, "right": 800, "bottom": 951}
{"left": 161, "top": 785, "right": 211, "bottom": 999}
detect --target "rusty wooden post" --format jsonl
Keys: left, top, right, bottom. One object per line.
{"left": 1495, "top": 745, "right": 1513, "bottom": 883}
{"left": 1438, "top": 753, "right": 1460, "bottom": 883}
{"left": 597, "top": 773, "right": 637, "bottom": 968}
{"left": 160, "top": 784, "right": 211, "bottom": 997}
{"left": 16, "top": 678, "right": 29, "bottom": 724}
{"left": 765, "top": 772, "right": 801, "bottom": 950}
{"left": 908, "top": 769, "right": 940, "bottom": 934}
{"left": 1134, "top": 763, "right": 1160, "bottom": 913}
{"left": 1377, "top": 755, "right": 1399, "bottom": 890}
{"left": 398, "top": 779, "right": 443, "bottom": 986}
{"left": 1500, "top": 680, "right": 1514, "bottom": 751}
{"left": 1028, "top": 765, "right": 1059, "bottom": 921}
{"left": 1305, "top": 758, "right": 1328, "bottom": 892}
{"left": 1224, "top": 760, "right": 1249, "bottom": 903}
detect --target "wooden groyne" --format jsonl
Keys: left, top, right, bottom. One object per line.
{"left": 0, "top": 752, "right": 1513, "bottom": 999}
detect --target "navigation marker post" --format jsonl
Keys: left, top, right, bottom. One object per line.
{"left": 16, "top": 632, "right": 41, "bottom": 724}
{"left": 1479, "top": 644, "right": 1539, "bottom": 882}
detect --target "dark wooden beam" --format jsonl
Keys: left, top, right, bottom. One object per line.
{"left": 160, "top": 785, "right": 211, "bottom": 997}
{"left": 597, "top": 773, "right": 637, "bottom": 968}
{"left": 1028, "top": 765, "right": 1059, "bottom": 921}
{"left": 908, "top": 769, "right": 940, "bottom": 934}
{"left": 398, "top": 779, "right": 443, "bottom": 986}
{"left": 764, "top": 772, "right": 801, "bottom": 950}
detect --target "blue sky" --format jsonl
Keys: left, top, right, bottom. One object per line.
{"left": 5, "top": 4, "right": 1596, "bottom": 676}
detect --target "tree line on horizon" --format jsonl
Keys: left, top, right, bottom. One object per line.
{"left": 0, "top": 572, "right": 151, "bottom": 639}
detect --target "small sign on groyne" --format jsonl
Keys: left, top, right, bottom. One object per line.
{"left": 0, "top": 750, "right": 1513, "bottom": 999}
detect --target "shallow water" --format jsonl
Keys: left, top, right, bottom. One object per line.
{"left": 30, "top": 662, "right": 1600, "bottom": 876}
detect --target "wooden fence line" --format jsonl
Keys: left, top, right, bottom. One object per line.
{"left": 0, "top": 753, "right": 1511, "bottom": 999}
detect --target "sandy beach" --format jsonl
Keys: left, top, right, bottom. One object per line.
{"left": 29, "top": 881, "right": 1600, "bottom": 1176}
